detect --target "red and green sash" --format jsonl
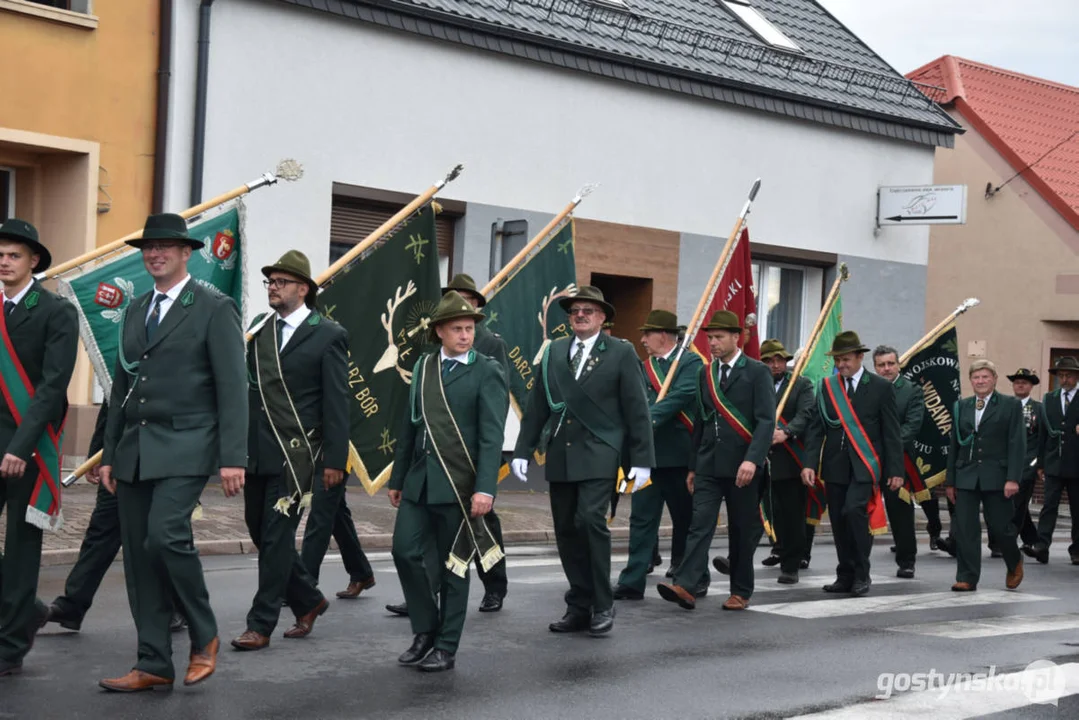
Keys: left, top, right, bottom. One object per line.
{"left": 644, "top": 357, "right": 692, "bottom": 432}
{"left": 705, "top": 361, "right": 754, "bottom": 442}
{"left": 900, "top": 453, "right": 931, "bottom": 504}
{"left": 820, "top": 375, "right": 887, "bottom": 535}
{"left": 805, "top": 477, "right": 827, "bottom": 526}
{"left": 0, "top": 313, "right": 65, "bottom": 531}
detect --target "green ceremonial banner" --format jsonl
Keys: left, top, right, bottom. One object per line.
{"left": 900, "top": 325, "right": 961, "bottom": 491}
{"left": 483, "top": 221, "right": 577, "bottom": 414}
{"left": 317, "top": 206, "right": 441, "bottom": 494}
{"left": 58, "top": 205, "right": 245, "bottom": 396}
{"left": 801, "top": 295, "right": 843, "bottom": 390}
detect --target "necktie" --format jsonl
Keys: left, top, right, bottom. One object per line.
{"left": 720, "top": 363, "right": 730, "bottom": 390}
{"left": 442, "top": 358, "right": 457, "bottom": 377}
{"left": 276, "top": 318, "right": 287, "bottom": 349}
{"left": 570, "top": 341, "right": 585, "bottom": 376}
{"left": 146, "top": 294, "right": 166, "bottom": 341}
{"left": 1066, "top": 391, "right": 1072, "bottom": 413}
{"left": 3, "top": 300, "right": 14, "bottom": 317}
{"left": 846, "top": 377, "right": 855, "bottom": 399}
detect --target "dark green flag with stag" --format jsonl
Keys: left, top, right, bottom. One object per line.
{"left": 318, "top": 206, "right": 441, "bottom": 494}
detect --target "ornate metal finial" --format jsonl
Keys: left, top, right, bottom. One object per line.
{"left": 441, "top": 164, "right": 464, "bottom": 186}
{"left": 274, "top": 158, "right": 304, "bottom": 182}
{"left": 574, "top": 183, "right": 600, "bottom": 203}
{"left": 838, "top": 262, "right": 850, "bottom": 281}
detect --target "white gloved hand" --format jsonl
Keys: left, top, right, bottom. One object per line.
{"left": 627, "top": 466, "right": 651, "bottom": 492}
{"left": 511, "top": 458, "right": 529, "bottom": 482}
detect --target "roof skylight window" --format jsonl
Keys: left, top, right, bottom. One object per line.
{"left": 721, "top": 1, "right": 802, "bottom": 52}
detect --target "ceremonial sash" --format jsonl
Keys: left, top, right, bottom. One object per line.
{"left": 0, "top": 310, "right": 65, "bottom": 531}
{"left": 805, "top": 477, "right": 827, "bottom": 526}
{"left": 899, "top": 452, "right": 931, "bottom": 504}
{"left": 703, "top": 361, "right": 754, "bottom": 443}
{"left": 540, "top": 341, "right": 623, "bottom": 452}
{"left": 252, "top": 319, "right": 319, "bottom": 514}
{"left": 819, "top": 376, "right": 888, "bottom": 535}
{"left": 644, "top": 357, "right": 693, "bottom": 433}
{"left": 417, "top": 352, "right": 503, "bottom": 578}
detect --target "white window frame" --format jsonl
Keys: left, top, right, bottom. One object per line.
{"left": 721, "top": 0, "right": 802, "bottom": 52}
{"left": 752, "top": 260, "right": 812, "bottom": 353}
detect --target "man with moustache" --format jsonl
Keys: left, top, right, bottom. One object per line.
{"left": 0, "top": 219, "right": 78, "bottom": 678}
{"left": 231, "top": 251, "right": 348, "bottom": 651}
{"left": 946, "top": 360, "right": 1025, "bottom": 591}
{"left": 656, "top": 311, "right": 775, "bottom": 611}
{"left": 1032, "top": 357, "right": 1079, "bottom": 565}
{"left": 513, "top": 287, "right": 653, "bottom": 635}
{"left": 98, "top": 213, "right": 247, "bottom": 692}
{"left": 1005, "top": 369, "right": 1045, "bottom": 559}
{"left": 801, "top": 332, "right": 903, "bottom": 597}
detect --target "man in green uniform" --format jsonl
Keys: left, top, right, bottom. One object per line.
{"left": 388, "top": 291, "right": 508, "bottom": 672}
{"left": 613, "top": 309, "right": 700, "bottom": 600}
{"left": 232, "top": 251, "right": 348, "bottom": 651}
{"left": 1006, "top": 369, "right": 1045, "bottom": 558}
{"left": 0, "top": 219, "right": 78, "bottom": 677}
{"left": 99, "top": 213, "right": 248, "bottom": 691}
{"left": 657, "top": 311, "right": 775, "bottom": 611}
{"left": 802, "top": 331, "right": 903, "bottom": 597}
{"left": 761, "top": 339, "right": 814, "bottom": 585}
{"left": 1033, "top": 357, "right": 1079, "bottom": 565}
{"left": 945, "top": 359, "right": 1025, "bottom": 591}
{"left": 873, "top": 345, "right": 923, "bottom": 579}
{"left": 513, "top": 287, "right": 654, "bottom": 635}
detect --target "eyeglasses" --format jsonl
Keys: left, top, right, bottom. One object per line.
{"left": 568, "top": 307, "right": 598, "bottom": 317}
{"left": 140, "top": 242, "right": 185, "bottom": 253}
{"left": 263, "top": 278, "right": 304, "bottom": 289}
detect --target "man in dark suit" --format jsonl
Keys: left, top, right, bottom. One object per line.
{"left": 388, "top": 291, "right": 508, "bottom": 673}
{"left": 1006, "top": 369, "right": 1045, "bottom": 559}
{"left": 99, "top": 213, "right": 248, "bottom": 692}
{"left": 513, "top": 287, "right": 654, "bottom": 635}
{"left": 0, "top": 219, "right": 78, "bottom": 678}
{"left": 802, "top": 331, "right": 903, "bottom": 597}
{"left": 231, "top": 250, "right": 348, "bottom": 651}
{"left": 945, "top": 359, "right": 1025, "bottom": 591}
{"left": 873, "top": 345, "right": 922, "bottom": 579}
{"left": 1033, "top": 356, "right": 1079, "bottom": 564}
{"left": 656, "top": 311, "right": 775, "bottom": 611}
{"left": 613, "top": 309, "right": 700, "bottom": 600}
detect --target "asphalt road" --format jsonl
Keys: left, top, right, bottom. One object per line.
{"left": 6, "top": 537, "right": 1079, "bottom": 719}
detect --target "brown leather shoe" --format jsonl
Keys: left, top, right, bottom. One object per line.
{"left": 99, "top": 669, "right": 173, "bottom": 692}
{"left": 656, "top": 583, "right": 696, "bottom": 610}
{"left": 336, "top": 577, "right": 376, "bottom": 599}
{"left": 283, "top": 597, "right": 329, "bottom": 638}
{"left": 951, "top": 581, "right": 977, "bottom": 592}
{"left": 231, "top": 630, "right": 270, "bottom": 651}
{"left": 722, "top": 594, "right": 749, "bottom": 611}
{"left": 184, "top": 636, "right": 219, "bottom": 686}
{"left": 1006, "top": 559, "right": 1024, "bottom": 590}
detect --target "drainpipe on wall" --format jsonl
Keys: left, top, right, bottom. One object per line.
{"left": 152, "top": 0, "right": 173, "bottom": 213}
{"left": 190, "top": 0, "right": 215, "bottom": 206}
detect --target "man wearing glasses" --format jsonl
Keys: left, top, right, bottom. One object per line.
{"left": 512, "top": 286, "right": 654, "bottom": 636}
{"left": 98, "top": 213, "right": 247, "bottom": 692}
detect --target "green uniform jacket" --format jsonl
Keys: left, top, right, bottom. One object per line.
{"left": 0, "top": 281, "right": 78, "bottom": 460}
{"left": 245, "top": 311, "right": 350, "bottom": 474}
{"left": 642, "top": 350, "right": 702, "bottom": 469}
{"left": 894, "top": 376, "right": 925, "bottom": 454}
{"left": 475, "top": 323, "right": 510, "bottom": 376}
{"left": 803, "top": 370, "right": 903, "bottom": 485}
{"left": 690, "top": 353, "right": 776, "bottom": 477}
{"left": 769, "top": 373, "right": 814, "bottom": 480}
{"left": 515, "top": 335, "right": 654, "bottom": 481}
{"left": 388, "top": 352, "right": 508, "bottom": 504}
{"left": 1037, "top": 389, "right": 1079, "bottom": 480}
{"left": 946, "top": 391, "right": 1025, "bottom": 491}
{"left": 103, "top": 279, "right": 248, "bottom": 482}
{"left": 1021, "top": 398, "right": 1045, "bottom": 483}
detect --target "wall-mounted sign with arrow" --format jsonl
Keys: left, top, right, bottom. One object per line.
{"left": 878, "top": 184, "right": 967, "bottom": 226}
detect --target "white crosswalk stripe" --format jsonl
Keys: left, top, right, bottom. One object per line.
{"left": 886, "top": 613, "right": 1079, "bottom": 639}
{"left": 748, "top": 590, "right": 1056, "bottom": 619}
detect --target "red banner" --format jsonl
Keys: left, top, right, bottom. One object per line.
{"left": 693, "top": 227, "right": 760, "bottom": 359}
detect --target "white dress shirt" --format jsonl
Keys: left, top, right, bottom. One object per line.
{"left": 3, "top": 279, "right": 34, "bottom": 308}
{"left": 974, "top": 393, "right": 991, "bottom": 429}
{"left": 569, "top": 332, "right": 601, "bottom": 380}
{"left": 145, "top": 275, "right": 191, "bottom": 324}
{"left": 276, "top": 304, "right": 311, "bottom": 350}
{"left": 718, "top": 349, "right": 742, "bottom": 383}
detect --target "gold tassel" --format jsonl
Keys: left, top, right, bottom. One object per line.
{"left": 299, "top": 492, "right": 313, "bottom": 510}
{"left": 191, "top": 503, "right": 204, "bottom": 521}
{"left": 273, "top": 496, "right": 293, "bottom": 515}
{"left": 898, "top": 487, "right": 912, "bottom": 504}
{"left": 913, "top": 488, "right": 932, "bottom": 503}
{"left": 478, "top": 545, "right": 505, "bottom": 573}
{"left": 445, "top": 553, "right": 470, "bottom": 579}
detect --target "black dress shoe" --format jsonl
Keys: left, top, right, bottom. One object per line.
{"left": 549, "top": 612, "right": 591, "bottom": 633}
{"left": 896, "top": 566, "right": 915, "bottom": 579}
{"left": 851, "top": 579, "right": 871, "bottom": 596}
{"left": 990, "top": 550, "right": 1003, "bottom": 559}
{"left": 398, "top": 633, "right": 435, "bottom": 665}
{"left": 589, "top": 608, "right": 615, "bottom": 636}
{"left": 652, "top": 548, "right": 663, "bottom": 567}
{"left": 777, "top": 571, "right": 799, "bottom": 584}
{"left": 169, "top": 613, "right": 188, "bottom": 633}
{"left": 1021, "top": 544, "right": 1036, "bottom": 558}
{"left": 1034, "top": 544, "right": 1049, "bottom": 564}
{"left": 712, "top": 556, "right": 731, "bottom": 575}
{"left": 823, "top": 580, "right": 853, "bottom": 593}
{"left": 613, "top": 585, "right": 644, "bottom": 600}
{"left": 890, "top": 545, "right": 897, "bottom": 553}
{"left": 45, "top": 603, "right": 83, "bottom": 632}
{"left": 385, "top": 602, "right": 409, "bottom": 617}
{"left": 0, "top": 658, "right": 22, "bottom": 677}
{"left": 937, "top": 536, "right": 958, "bottom": 558}
{"left": 478, "top": 593, "right": 504, "bottom": 612}
{"left": 929, "top": 535, "right": 941, "bottom": 551}
{"left": 761, "top": 554, "right": 781, "bottom": 567}
{"left": 799, "top": 558, "right": 810, "bottom": 570}
{"left": 692, "top": 586, "right": 709, "bottom": 598}
{"left": 417, "top": 648, "right": 455, "bottom": 672}
{"left": 664, "top": 567, "right": 676, "bottom": 579}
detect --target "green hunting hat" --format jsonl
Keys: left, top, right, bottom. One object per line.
{"left": 639, "top": 309, "right": 680, "bottom": 332}
{"left": 1048, "top": 357, "right": 1079, "bottom": 375}
{"left": 263, "top": 250, "right": 319, "bottom": 308}
{"left": 759, "top": 338, "right": 794, "bottom": 361}
{"left": 559, "top": 285, "right": 615, "bottom": 321}
{"left": 430, "top": 290, "right": 486, "bottom": 338}
{"left": 0, "top": 218, "right": 51, "bottom": 272}
{"left": 703, "top": 310, "right": 742, "bottom": 333}
{"left": 1006, "top": 368, "right": 1040, "bottom": 385}
{"left": 126, "top": 213, "right": 204, "bottom": 250}
{"left": 826, "top": 331, "right": 870, "bottom": 357}
{"left": 442, "top": 273, "right": 486, "bottom": 307}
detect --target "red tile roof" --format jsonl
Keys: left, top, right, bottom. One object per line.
{"left": 907, "top": 56, "right": 1079, "bottom": 231}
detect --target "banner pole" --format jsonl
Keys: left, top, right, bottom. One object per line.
{"left": 899, "top": 298, "right": 980, "bottom": 367}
